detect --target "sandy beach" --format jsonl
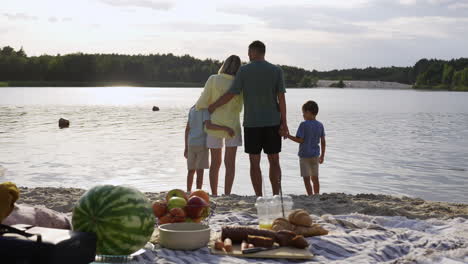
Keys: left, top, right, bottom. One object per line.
{"left": 17, "top": 187, "right": 468, "bottom": 220}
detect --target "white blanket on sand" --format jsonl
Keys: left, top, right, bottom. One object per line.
{"left": 128, "top": 212, "right": 468, "bottom": 264}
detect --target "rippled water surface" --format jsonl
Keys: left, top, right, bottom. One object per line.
{"left": 0, "top": 87, "right": 467, "bottom": 203}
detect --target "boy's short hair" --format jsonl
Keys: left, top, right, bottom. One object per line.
{"left": 302, "top": 100, "right": 319, "bottom": 115}
{"left": 248, "top": 40, "right": 266, "bottom": 54}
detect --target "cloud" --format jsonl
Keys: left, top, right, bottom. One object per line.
{"left": 357, "top": 16, "right": 468, "bottom": 40}
{"left": 163, "top": 22, "right": 242, "bottom": 33}
{"left": 98, "top": 0, "right": 174, "bottom": 10}
{"left": 48, "top": 17, "right": 58, "bottom": 23}
{"left": 2, "top": 13, "right": 38, "bottom": 21}
{"left": 219, "top": 0, "right": 468, "bottom": 30}
{"left": 62, "top": 17, "right": 73, "bottom": 22}
{"left": 448, "top": 1, "right": 468, "bottom": 8}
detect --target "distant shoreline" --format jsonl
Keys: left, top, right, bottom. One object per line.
{"left": 0, "top": 80, "right": 411, "bottom": 89}
{"left": 0, "top": 80, "right": 465, "bottom": 91}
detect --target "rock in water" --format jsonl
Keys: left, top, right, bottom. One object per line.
{"left": 152, "top": 106, "right": 160, "bottom": 111}
{"left": 58, "top": 118, "right": 70, "bottom": 128}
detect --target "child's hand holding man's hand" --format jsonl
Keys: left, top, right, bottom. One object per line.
{"left": 319, "top": 155, "right": 324, "bottom": 164}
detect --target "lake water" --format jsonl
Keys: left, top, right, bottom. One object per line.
{"left": 0, "top": 87, "right": 467, "bottom": 203}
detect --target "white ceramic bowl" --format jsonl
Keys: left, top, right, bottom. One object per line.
{"left": 158, "top": 223, "right": 211, "bottom": 250}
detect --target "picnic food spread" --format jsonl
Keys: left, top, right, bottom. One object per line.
{"left": 153, "top": 189, "right": 210, "bottom": 224}
{"left": 71, "top": 185, "right": 155, "bottom": 255}
{"left": 212, "top": 208, "right": 328, "bottom": 260}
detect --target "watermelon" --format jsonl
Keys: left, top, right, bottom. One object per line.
{"left": 72, "top": 185, "right": 155, "bottom": 255}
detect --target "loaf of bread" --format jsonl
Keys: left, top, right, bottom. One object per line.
{"left": 295, "top": 224, "right": 329, "bottom": 237}
{"left": 221, "top": 226, "right": 277, "bottom": 243}
{"left": 247, "top": 235, "right": 274, "bottom": 248}
{"left": 288, "top": 209, "right": 313, "bottom": 227}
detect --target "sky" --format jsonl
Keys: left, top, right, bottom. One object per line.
{"left": 1, "top": 0, "right": 467, "bottom": 70}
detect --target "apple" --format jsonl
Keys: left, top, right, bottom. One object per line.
{"left": 189, "top": 189, "right": 210, "bottom": 204}
{"left": 166, "top": 189, "right": 188, "bottom": 202}
{"left": 152, "top": 200, "right": 167, "bottom": 218}
{"left": 167, "top": 197, "right": 187, "bottom": 211}
{"left": 159, "top": 214, "right": 174, "bottom": 224}
{"left": 185, "top": 195, "right": 209, "bottom": 218}
{"left": 169, "top": 207, "right": 186, "bottom": 218}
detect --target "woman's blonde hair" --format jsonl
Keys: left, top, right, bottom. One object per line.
{"left": 218, "top": 55, "right": 241, "bottom": 76}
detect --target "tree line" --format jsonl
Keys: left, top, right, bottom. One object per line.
{"left": 0, "top": 46, "right": 466, "bottom": 90}
{"left": 412, "top": 58, "right": 468, "bottom": 91}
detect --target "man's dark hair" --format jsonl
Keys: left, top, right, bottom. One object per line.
{"left": 248, "top": 40, "right": 266, "bottom": 54}
{"left": 302, "top": 100, "right": 319, "bottom": 115}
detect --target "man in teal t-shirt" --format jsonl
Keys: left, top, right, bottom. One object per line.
{"left": 208, "top": 40, "right": 289, "bottom": 196}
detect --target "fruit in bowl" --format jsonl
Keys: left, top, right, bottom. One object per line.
{"left": 169, "top": 207, "right": 186, "bottom": 222}
{"left": 185, "top": 196, "right": 209, "bottom": 219}
{"left": 189, "top": 189, "right": 210, "bottom": 203}
{"left": 167, "top": 197, "right": 187, "bottom": 210}
{"left": 154, "top": 189, "right": 211, "bottom": 225}
{"left": 166, "top": 189, "right": 187, "bottom": 202}
{"left": 152, "top": 201, "right": 167, "bottom": 217}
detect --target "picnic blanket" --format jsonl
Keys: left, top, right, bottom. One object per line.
{"left": 129, "top": 212, "right": 468, "bottom": 264}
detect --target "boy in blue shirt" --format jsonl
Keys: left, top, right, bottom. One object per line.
{"left": 184, "top": 105, "right": 234, "bottom": 192}
{"left": 287, "top": 100, "right": 326, "bottom": 195}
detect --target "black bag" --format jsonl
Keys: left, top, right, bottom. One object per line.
{"left": 0, "top": 224, "right": 97, "bottom": 264}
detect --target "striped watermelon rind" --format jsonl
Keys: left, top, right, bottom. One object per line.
{"left": 72, "top": 185, "right": 155, "bottom": 255}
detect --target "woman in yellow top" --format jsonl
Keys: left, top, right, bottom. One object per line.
{"left": 196, "top": 55, "right": 243, "bottom": 196}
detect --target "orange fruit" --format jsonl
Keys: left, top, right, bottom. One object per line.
{"left": 189, "top": 189, "right": 210, "bottom": 204}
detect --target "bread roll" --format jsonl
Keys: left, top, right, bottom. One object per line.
{"left": 288, "top": 209, "right": 313, "bottom": 227}
{"left": 272, "top": 218, "right": 295, "bottom": 232}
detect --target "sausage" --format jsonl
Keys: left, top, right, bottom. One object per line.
{"left": 221, "top": 226, "right": 277, "bottom": 243}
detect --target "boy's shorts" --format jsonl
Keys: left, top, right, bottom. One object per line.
{"left": 206, "top": 134, "right": 242, "bottom": 149}
{"left": 300, "top": 157, "right": 319, "bottom": 178}
{"left": 244, "top": 125, "right": 281, "bottom": 154}
{"left": 187, "top": 145, "right": 209, "bottom": 170}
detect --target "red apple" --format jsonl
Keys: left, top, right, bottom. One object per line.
{"left": 152, "top": 200, "right": 167, "bottom": 218}
{"left": 159, "top": 214, "right": 174, "bottom": 224}
{"left": 169, "top": 207, "right": 186, "bottom": 218}
{"left": 185, "top": 195, "right": 209, "bottom": 218}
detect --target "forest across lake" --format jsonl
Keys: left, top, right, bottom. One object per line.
{"left": 0, "top": 46, "right": 467, "bottom": 91}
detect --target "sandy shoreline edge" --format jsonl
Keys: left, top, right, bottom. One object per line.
{"left": 17, "top": 187, "right": 468, "bottom": 220}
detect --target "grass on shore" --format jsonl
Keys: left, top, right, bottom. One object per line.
{"left": 0, "top": 81, "right": 7, "bottom": 87}
{"left": 413, "top": 84, "right": 468, "bottom": 91}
